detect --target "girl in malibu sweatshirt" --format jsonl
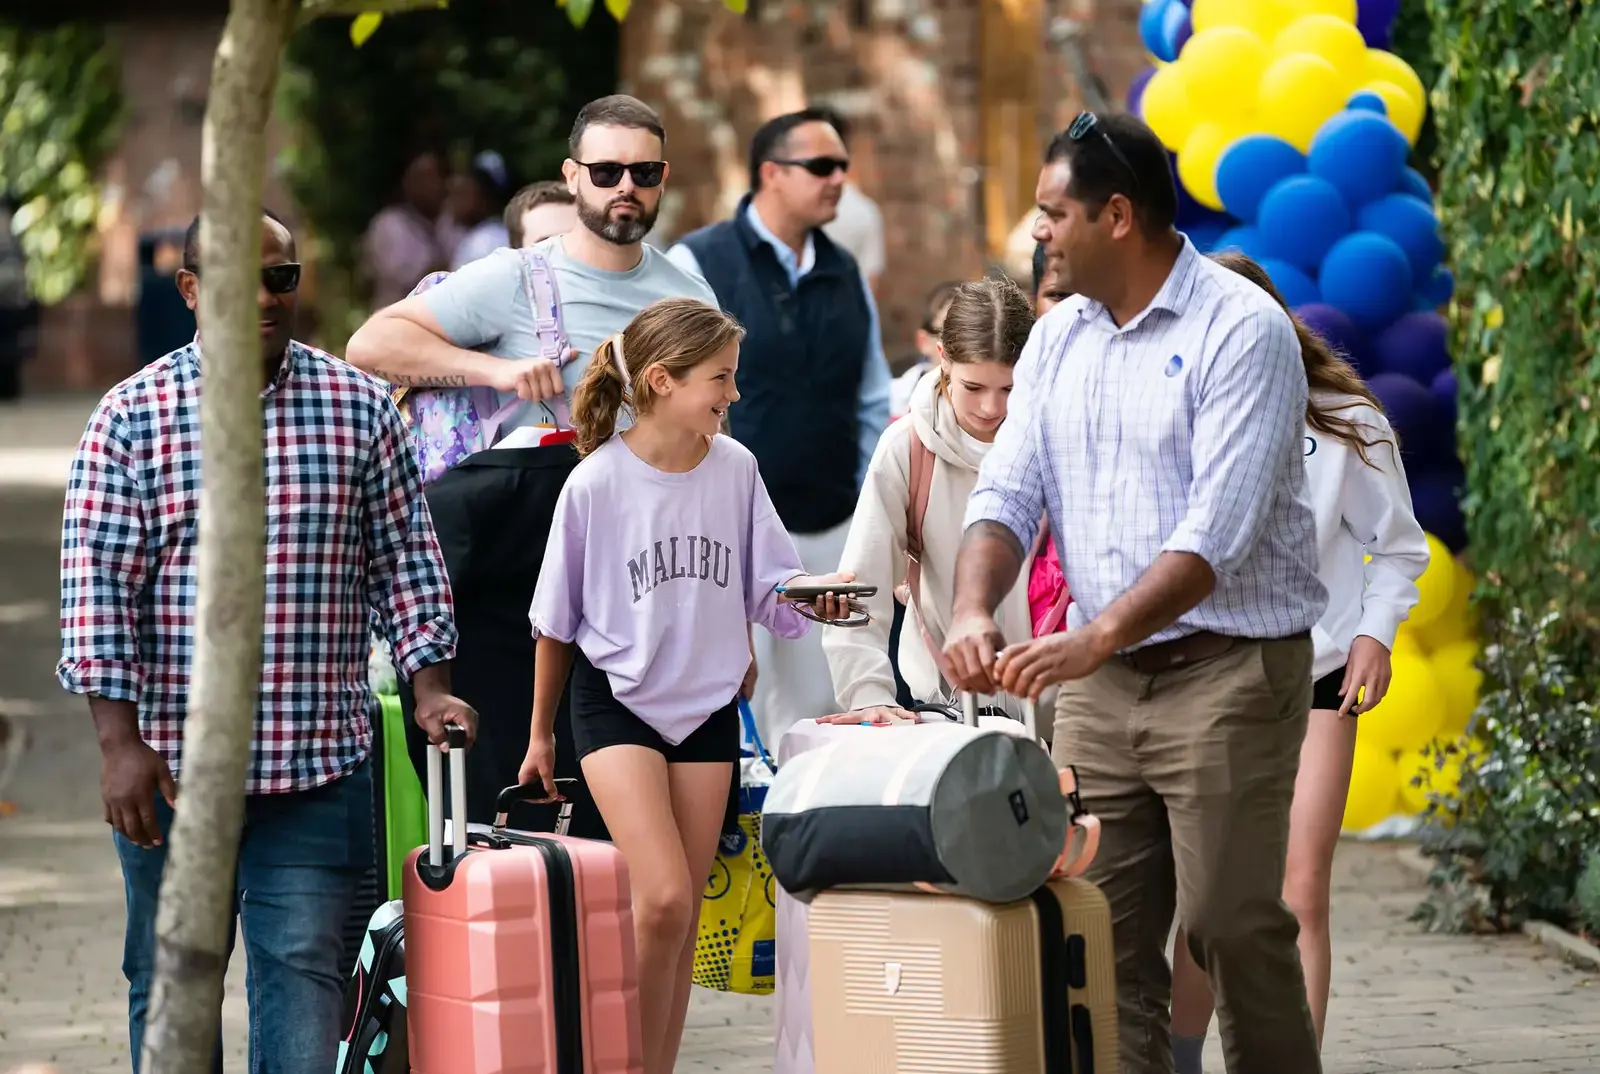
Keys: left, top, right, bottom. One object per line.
{"left": 1168, "top": 253, "right": 1430, "bottom": 1073}
{"left": 521, "top": 298, "right": 856, "bottom": 1074}
{"left": 821, "top": 275, "right": 1041, "bottom": 725}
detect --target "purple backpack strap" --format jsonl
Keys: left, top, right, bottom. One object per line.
{"left": 513, "top": 247, "right": 574, "bottom": 430}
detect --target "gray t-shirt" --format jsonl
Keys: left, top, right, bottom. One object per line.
{"left": 420, "top": 237, "right": 719, "bottom": 433}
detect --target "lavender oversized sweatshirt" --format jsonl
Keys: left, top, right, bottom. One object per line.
{"left": 530, "top": 434, "right": 812, "bottom": 745}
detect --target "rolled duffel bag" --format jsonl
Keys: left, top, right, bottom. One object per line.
{"left": 760, "top": 696, "right": 1068, "bottom": 905}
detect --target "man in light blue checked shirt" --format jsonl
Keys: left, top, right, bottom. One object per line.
{"left": 944, "top": 113, "right": 1329, "bottom": 1074}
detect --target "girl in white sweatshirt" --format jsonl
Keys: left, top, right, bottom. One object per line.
{"left": 821, "top": 275, "right": 1038, "bottom": 724}
{"left": 1168, "top": 252, "right": 1431, "bottom": 1072}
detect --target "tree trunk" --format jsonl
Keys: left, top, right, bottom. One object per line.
{"left": 139, "top": 1, "right": 296, "bottom": 1071}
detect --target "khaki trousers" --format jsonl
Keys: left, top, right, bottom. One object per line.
{"left": 1052, "top": 636, "right": 1320, "bottom": 1074}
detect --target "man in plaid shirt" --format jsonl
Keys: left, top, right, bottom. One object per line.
{"left": 58, "top": 209, "right": 474, "bottom": 1073}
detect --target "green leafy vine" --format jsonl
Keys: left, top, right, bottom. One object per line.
{"left": 0, "top": 24, "right": 123, "bottom": 304}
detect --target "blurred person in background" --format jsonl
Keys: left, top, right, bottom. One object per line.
{"left": 448, "top": 150, "right": 512, "bottom": 269}
{"left": 364, "top": 149, "right": 451, "bottom": 308}
{"left": 505, "top": 180, "right": 577, "bottom": 249}
{"left": 890, "top": 280, "right": 961, "bottom": 421}
{"left": 668, "top": 108, "right": 891, "bottom": 747}
{"left": 1033, "top": 238, "right": 1072, "bottom": 315}
{"left": 813, "top": 105, "right": 886, "bottom": 297}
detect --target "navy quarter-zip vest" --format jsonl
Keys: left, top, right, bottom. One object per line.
{"left": 678, "top": 196, "right": 871, "bottom": 534}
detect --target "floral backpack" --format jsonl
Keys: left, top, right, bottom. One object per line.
{"left": 389, "top": 249, "right": 573, "bottom": 485}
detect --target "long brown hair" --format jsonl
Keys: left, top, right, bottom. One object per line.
{"left": 569, "top": 298, "right": 745, "bottom": 456}
{"left": 934, "top": 275, "right": 1036, "bottom": 393}
{"left": 1210, "top": 250, "right": 1393, "bottom": 468}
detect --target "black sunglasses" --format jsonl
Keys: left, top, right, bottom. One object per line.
{"left": 573, "top": 160, "right": 667, "bottom": 189}
{"left": 182, "top": 262, "right": 302, "bottom": 295}
{"left": 771, "top": 156, "right": 850, "bottom": 178}
{"left": 1068, "top": 111, "right": 1140, "bottom": 192}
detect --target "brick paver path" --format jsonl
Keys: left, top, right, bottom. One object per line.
{"left": 3, "top": 416, "right": 1595, "bottom": 1073}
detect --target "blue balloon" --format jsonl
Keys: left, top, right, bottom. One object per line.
{"left": 1409, "top": 459, "right": 1467, "bottom": 552}
{"left": 1297, "top": 302, "right": 1373, "bottom": 375}
{"left": 1357, "top": 0, "right": 1403, "bottom": 49}
{"left": 1215, "top": 136, "right": 1306, "bottom": 224}
{"left": 1185, "top": 220, "right": 1233, "bottom": 252}
{"left": 1309, "top": 112, "right": 1410, "bottom": 209}
{"left": 1431, "top": 367, "right": 1459, "bottom": 433}
{"left": 1373, "top": 311, "right": 1451, "bottom": 383}
{"left": 1259, "top": 258, "right": 1321, "bottom": 308}
{"left": 1357, "top": 194, "right": 1445, "bottom": 280}
{"left": 1370, "top": 371, "right": 1446, "bottom": 470}
{"left": 1421, "top": 265, "right": 1455, "bottom": 307}
{"left": 1139, "top": 0, "right": 1172, "bottom": 59}
{"left": 1215, "top": 225, "right": 1271, "bottom": 261}
{"left": 1348, "top": 91, "right": 1389, "bottom": 115}
{"left": 1398, "top": 167, "right": 1433, "bottom": 203}
{"left": 1163, "top": 2, "right": 1193, "bottom": 58}
{"left": 1128, "top": 65, "right": 1157, "bottom": 116}
{"left": 1319, "top": 232, "right": 1414, "bottom": 330}
{"left": 1257, "top": 175, "right": 1353, "bottom": 274}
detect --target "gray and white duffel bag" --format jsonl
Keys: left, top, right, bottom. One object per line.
{"left": 760, "top": 695, "right": 1068, "bottom": 905}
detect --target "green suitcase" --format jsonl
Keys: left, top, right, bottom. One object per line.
{"left": 376, "top": 691, "right": 426, "bottom": 900}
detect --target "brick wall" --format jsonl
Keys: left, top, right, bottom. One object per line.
{"left": 620, "top": 0, "right": 1149, "bottom": 366}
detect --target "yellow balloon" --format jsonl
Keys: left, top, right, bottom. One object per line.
{"left": 1141, "top": 64, "right": 1197, "bottom": 152}
{"left": 1399, "top": 735, "right": 1483, "bottom": 816}
{"left": 1365, "top": 48, "right": 1426, "bottom": 114}
{"left": 1359, "top": 79, "right": 1424, "bottom": 144}
{"left": 1392, "top": 625, "right": 1426, "bottom": 658}
{"left": 1177, "top": 122, "right": 1238, "bottom": 211}
{"left": 1358, "top": 649, "right": 1445, "bottom": 754}
{"left": 1191, "top": 0, "right": 1293, "bottom": 39}
{"left": 1272, "top": 13, "right": 1369, "bottom": 74}
{"left": 1183, "top": 27, "right": 1269, "bottom": 121}
{"left": 1344, "top": 742, "right": 1402, "bottom": 832}
{"left": 1281, "top": 0, "right": 1357, "bottom": 22}
{"left": 1410, "top": 559, "right": 1475, "bottom": 650}
{"left": 1409, "top": 534, "right": 1457, "bottom": 630}
{"left": 1429, "top": 640, "right": 1483, "bottom": 735}
{"left": 1257, "top": 52, "right": 1348, "bottom": 152}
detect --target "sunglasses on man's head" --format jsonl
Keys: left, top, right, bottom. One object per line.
{"left": 574, "top": 160, "right": 667, "bottom": 189}
{"left": 771, "top": 156, "right": 850, "bottom": 179}
{"left": 1068, "top": 111, "right": 1140, "bottom": 193}
{"left": 183, "top": 262, "right": 302, "bottom": 295}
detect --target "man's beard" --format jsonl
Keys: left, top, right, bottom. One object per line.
{"left": 576, "top": 191, "right": 658, "bottom": 246}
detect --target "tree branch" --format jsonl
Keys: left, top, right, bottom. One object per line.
{"left": 140, "top": 0, "right": 296, "bottom": 1071}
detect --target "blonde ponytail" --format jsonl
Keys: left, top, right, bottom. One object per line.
{"left": 571, "top": 333, "right": 629, "bottom": 456}
{"left": 570, "top": 299, "right": 745, "bottom": 456}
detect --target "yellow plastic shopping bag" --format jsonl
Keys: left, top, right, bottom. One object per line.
{"left": 692, "top": 699, "right": 777, "bottom": 994}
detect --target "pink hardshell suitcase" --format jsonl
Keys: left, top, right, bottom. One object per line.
{"left": 403, "top": 725, "right": 644, "bottom": 1074}
{"left": 771, "top": 698, "right": 1044, "bottom": 1074}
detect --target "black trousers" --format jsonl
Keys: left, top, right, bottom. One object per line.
{"left": 397, "top": 444, "right": 610, "bottom": 840}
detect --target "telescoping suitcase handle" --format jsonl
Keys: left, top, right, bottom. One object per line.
{"left": 960, "top": 690, "right": 1038, "bottom": 739}
{"left": 426, "top": 724, "right": 470, "bottom": 868}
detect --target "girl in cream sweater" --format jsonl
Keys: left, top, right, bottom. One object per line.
{"left": 822, "top": 275, "right": 1039, "bottom": 724}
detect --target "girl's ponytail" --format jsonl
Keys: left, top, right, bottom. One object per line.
{"left": 572, "top": 332, "right": 628, "bottom": 456}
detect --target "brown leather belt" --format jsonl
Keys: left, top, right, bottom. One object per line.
{"left": 1118, "top": 629, "right": 1309, "bottom": 675}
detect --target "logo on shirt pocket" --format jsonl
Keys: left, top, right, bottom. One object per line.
{"left": 1163, "top": 354, "right": 1184, "bottom": 378}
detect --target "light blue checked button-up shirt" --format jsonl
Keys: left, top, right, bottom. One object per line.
{"left": 965, "top": 238, "right": 1328, "bottom": 650}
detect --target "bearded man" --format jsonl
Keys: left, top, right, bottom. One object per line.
{"left": 347, "top": 95, "right": 718, "bottom": 835}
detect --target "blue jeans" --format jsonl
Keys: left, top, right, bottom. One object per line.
{"left": 114, "top": 759, "right": 373, "bottom": 1074}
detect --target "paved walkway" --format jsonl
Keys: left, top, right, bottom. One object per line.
{"left": 2, "top": 395, "right": 1597, "bottom": 1073}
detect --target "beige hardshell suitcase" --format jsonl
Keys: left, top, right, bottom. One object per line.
{"left": 808, "top": 876, "right": 1118, "bottom": 1074}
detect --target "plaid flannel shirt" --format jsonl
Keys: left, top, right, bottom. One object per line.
{"left": 57, "top": 339, "right": 457, "bottom": 794}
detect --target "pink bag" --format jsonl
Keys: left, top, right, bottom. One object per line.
{"left": 1028, "top": 516, "right": 1070, "bottom": 637}
{"left": 404, "top": 728, "right": 644, "bottom": 1074}
{"left": 390, "top": 250, "right": 574, "bottom": 485}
